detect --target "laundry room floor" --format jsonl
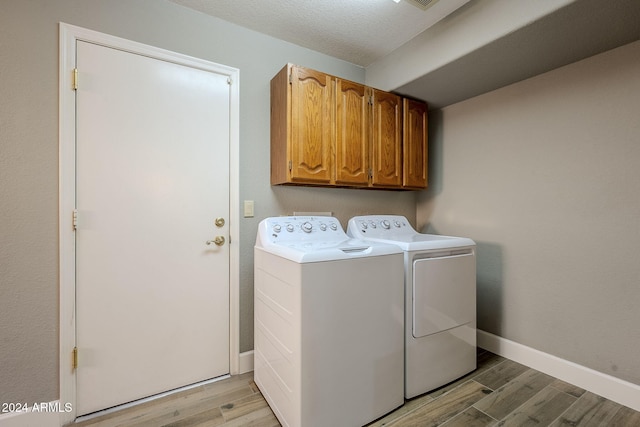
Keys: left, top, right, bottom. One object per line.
{"left": 73, "top": 349, "right": 640, "bottom": 427}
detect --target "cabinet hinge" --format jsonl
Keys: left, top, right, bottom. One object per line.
{"left": 72, "top": 209, "right": 78, "bottom": 231}
{"left": 369, "top": 95, "right": 374, "bottom": 105}
{"left": 72, "top": 68, "right": 78, "bottom": 91}
{"left": 227, "top": 77, "right": 232, "bottom": 85}
{"left": 288, "top": 160, "right": 292, "bottom": 171}
{"left": 72, "top": 347, "right": 78, "bottom": 370}
{"left": 368, "top": 168, "right": 373, "bottom": 179}
{"left": 288, "top": 73, "right": 293, "bottom": 84}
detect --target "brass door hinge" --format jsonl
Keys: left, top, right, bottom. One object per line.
{"left": 72, "top": 347, "right": 78, "bottom": 370}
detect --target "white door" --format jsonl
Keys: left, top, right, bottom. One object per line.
{"left": 75, "top": 40, "right": 230, "bottom": 415}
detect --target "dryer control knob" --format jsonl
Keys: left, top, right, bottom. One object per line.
{"left": 319, "top": 223, "right": 327, "bottom": 231}
{"left": 273, "top": 224, "right": 282, "bottom": 233}
{"left": 286, "top": 224, "right": 294, "bottom": 232}
{"left": 360, "top": 221, "right": 368, "bottom": 229}
{"left": 330, "top": 223, "right": 338, "bottom": 231}
{"left": 381, "top": 220, "right": 391, "bottom": 229}
{"left": 301, "top": 222, "right": 313, "bottom": 233}
{"left": 369, "top": 221, "right": 377, "bottom": 228}
{"left": 393, "top": 220, "right": 401, "bottom": 228}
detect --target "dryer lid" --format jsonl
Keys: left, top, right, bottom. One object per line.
{"left": 347, "top": 215, "right": 475, "bottom": 251}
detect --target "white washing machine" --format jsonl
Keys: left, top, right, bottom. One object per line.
{"left": 347, "top": 215, "right": 476, "bottom": 399}
{"left": 254, "top": 216, "right": 404, "bottom": 427}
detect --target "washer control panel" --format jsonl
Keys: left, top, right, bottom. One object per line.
{"left": 262, "top": 216, "right": 345, "bottom": 244}
{"left": 348, "top": 215, "right": 414, "bottom": 238}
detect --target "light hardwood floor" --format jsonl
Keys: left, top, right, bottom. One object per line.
{"left": 72, "top": 350, "right": 640, "bottom": 427}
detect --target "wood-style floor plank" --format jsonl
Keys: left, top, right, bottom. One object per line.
{"left": 548, "top": 392, "right": 623, "bottom": 427}
{"left": 473, "top": 369, "right": 555, "bottom": 420}
{"left": 216, "top": 406, "right": 280, "bottom": 427}
{"left": 365, "top": 393, "right": 434, "bottom": 427}
{"left": 219, "top": 393, "right": 270, "bottom": 422}
{"left": 494, "top": 385, "right": 576, "bottom": 426}
{"left": 609, "top": 406, "right": 640, "bottom": 426}
{"left": 439, "top": 406, "right": 497, "bottom": 427}
{"left": 549, "top": 378, "right": 586, "bottom": 399}
{"left": 473, "top": 359, "right": 529, "bottom": 390}
{"left": 386, "top": 380, "right": 491, "bottom": 426}
{"left": 160, "top": 407, "right": 224, "bottom": 427}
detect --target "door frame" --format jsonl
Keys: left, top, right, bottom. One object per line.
{"left": 58, "top": 23, "right": 240, "bottom": 424}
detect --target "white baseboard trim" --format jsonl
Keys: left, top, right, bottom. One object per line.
{"left": 239, "top": 350, "right": 254, "bottom": 374}
{"left": 478, "top": 329, "right": 640, "bottom": 412}
{"left": 0, "top": 402, "right": 63, "bottom": 427}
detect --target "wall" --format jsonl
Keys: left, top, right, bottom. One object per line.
{"left": 418, "top": 40, "right": 640, "bottom": 385}
{"left": 0, "top": 0, "right": 417, "bottom": 404}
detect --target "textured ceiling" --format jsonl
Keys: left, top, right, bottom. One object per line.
{"left": 169, "top": 0, "right": 471, "bottom": 67}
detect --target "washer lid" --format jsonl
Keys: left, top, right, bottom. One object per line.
{"left": 347, "top": 215, "right": 475, "bottom": 251}
{"left": 255, "top": 216, "right": 402, "bottom": 263}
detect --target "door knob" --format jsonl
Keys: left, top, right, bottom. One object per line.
{"left": 214, "top": 217, "right": 225, "bottom": 227}
{"left": 206, "top": 236, "right": 225, "bottom": 246}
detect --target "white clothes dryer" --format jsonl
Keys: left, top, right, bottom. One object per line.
{"left": 254, "top": 216, "right": 404, "bottom": 427}
{"left": 347, "top": 215, "right": 476, "bottom": 399}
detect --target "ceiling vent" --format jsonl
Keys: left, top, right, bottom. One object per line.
{"left": 406, "top": 0, "right": 439, "bottom": 11}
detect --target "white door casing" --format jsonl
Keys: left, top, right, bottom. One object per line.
{"left": 59, "top": 23, "right": 240, "bottom": 423}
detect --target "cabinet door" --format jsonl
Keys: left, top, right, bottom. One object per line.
{"left": 371, "top": 89, "right": 402, "bottom": 187}
{"left": 335, "top": 79, "right": 369, "bottom": 185}
{"left": 290, "top": 66, "right": 334, "bottom": 184}
{"left": 403, "top": 98, "right": 428, "bottom": 189}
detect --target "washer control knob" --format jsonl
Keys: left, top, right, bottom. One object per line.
{"left": 360, "top": 221, "right": 368, "bottom": 229}
{"left": 369, "top": 221, "right": 377, "bottom": 229}
{"left": 381, "top": 220, "right": 391, "bottom": 229}
{"left": 319, "top": 223, "right": 327, "bottom": 231}
{"left": 301, "top": 222, "right": 313, "bottom": 233}
{"left": 330, "top": 223, "right": 338, "bottom": 231}
{"left": 286, "top": 224, "right": 294, "bottom": 232}
{"left": 393, "top": 220, "right": 401, "bottom": 228}
{"left": 273, "top": 224, "right": 282, "bottom": 233}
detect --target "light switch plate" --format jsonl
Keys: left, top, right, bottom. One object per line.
{"left": 244, "top": 200, "right": 254, "bottom": 218}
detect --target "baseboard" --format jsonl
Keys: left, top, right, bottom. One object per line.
{"left": 477, "top": 329, "right": 640, "bottom": 412}
{"left": 239, "top": 350, "right": 254, "bottom": 374}
{"left": 0, "top": 402, "right": 63, "bottom": 427}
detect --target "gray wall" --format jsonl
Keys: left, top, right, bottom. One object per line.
{"left": 417, "top": 40, "right": 640, "bottom": 385}
{"left": 0, "top": 0, "right": 416, "bottom": 404}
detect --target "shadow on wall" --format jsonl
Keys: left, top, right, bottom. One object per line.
{"left": 426, "top": 109, "right": 444, "bottom": 197}
{"left": 474, "top": 241, "right": 504, "bottom": 336}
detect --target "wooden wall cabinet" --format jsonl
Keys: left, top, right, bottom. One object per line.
{"left": 335, "top": 79, "right": 369, "bottom": 186}
{"left": 271, "top": 64, "right": 427, "bottom": 190}
{"left": 371, "top": 89, "right": 403, "bottom": 188}
{"left": 402, "top": 98, "right": 428, "bottom": 189}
